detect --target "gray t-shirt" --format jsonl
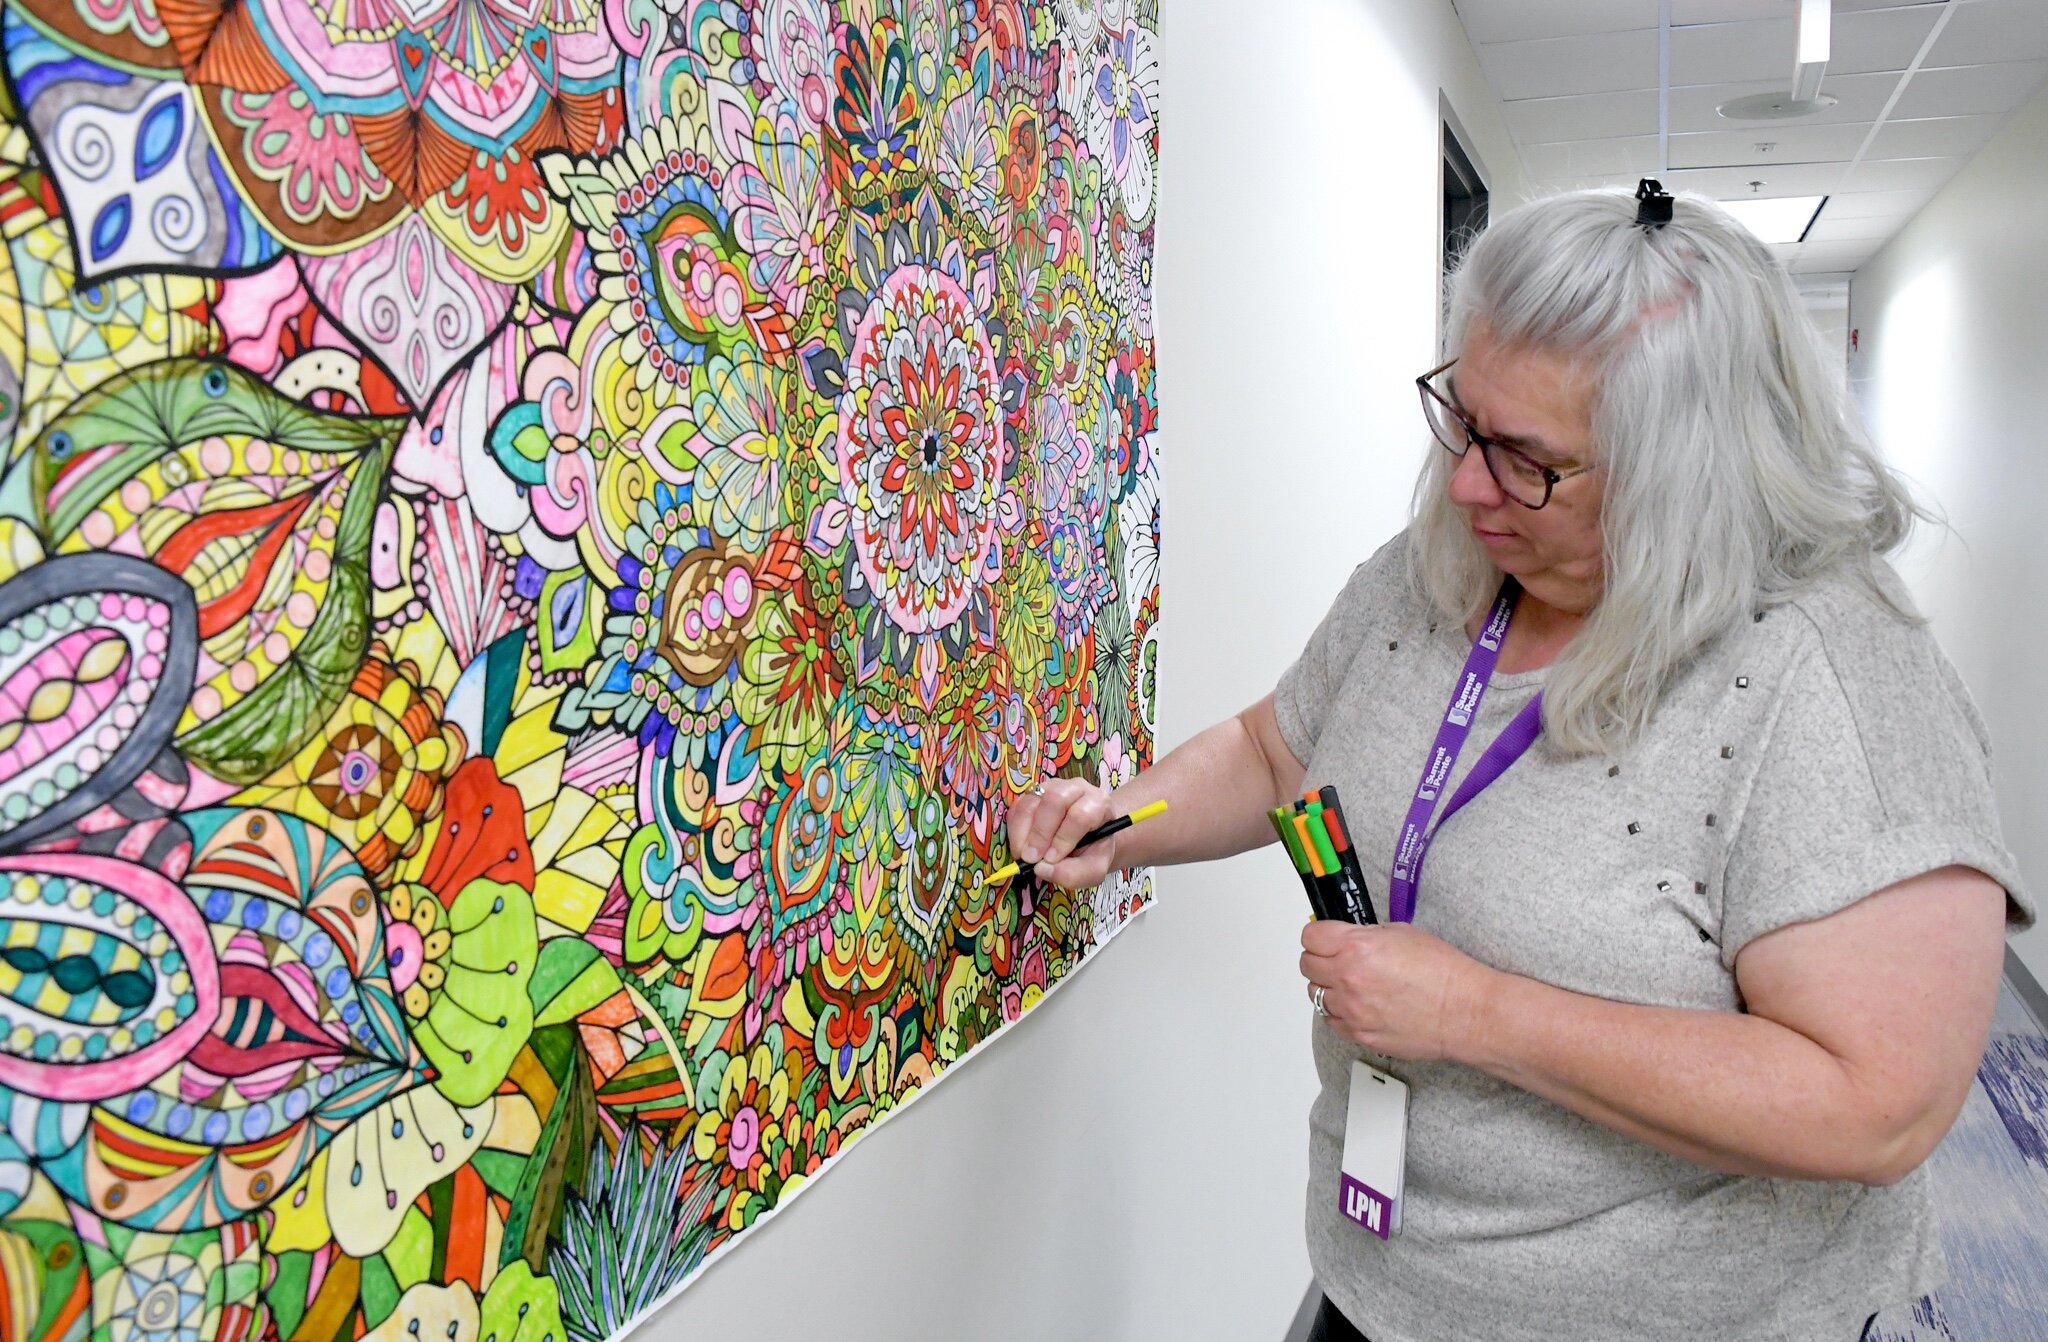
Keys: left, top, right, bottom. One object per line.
{"left": 1272, "top": 532, "right": 2033, "bottom": 1342}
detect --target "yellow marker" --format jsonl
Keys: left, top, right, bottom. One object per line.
{"left": 981, "top": 799, "right": 1170, "bottom": 887}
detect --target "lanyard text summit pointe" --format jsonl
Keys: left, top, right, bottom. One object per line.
{"left": 1387, "top": 579, "right": 1545, "bottom": 923}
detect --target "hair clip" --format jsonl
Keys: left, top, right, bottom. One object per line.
{"left": 1635, "top": 178, "right": 1674, "bottom": 228}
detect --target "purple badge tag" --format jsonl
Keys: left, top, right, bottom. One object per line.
{"left": 1339, "top": 1060, "right": 1409, "bottom": 1239}
{"left": 1340, "top": 1172, "right": 1396, "bottom": 1240}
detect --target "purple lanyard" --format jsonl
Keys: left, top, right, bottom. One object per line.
{"left": 1388, "top": 579, "right": 1545, "bottom": 923}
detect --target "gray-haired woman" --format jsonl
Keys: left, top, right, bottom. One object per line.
{"left": 1006, "top": 185, "right": 2033, "bottom": 1341}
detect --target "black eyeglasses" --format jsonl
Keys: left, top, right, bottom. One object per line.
{"left": 1417, "top": 358, "right": 1595, "bottom": 510}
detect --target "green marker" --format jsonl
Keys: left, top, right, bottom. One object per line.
{"left": 1303, "top": 802, "right": 1343, "bottom": 877}
{"left": 1271, "top": 806, "right": 1334, "bottom": 919}
{"left": 1270, "top": 806, "right": 1311, "bottom": 871}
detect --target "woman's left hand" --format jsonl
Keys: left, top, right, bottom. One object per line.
{"left": 1299, "top": 921, "right": 1500, "bottom": 1062}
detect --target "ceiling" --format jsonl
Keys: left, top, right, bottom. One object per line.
{"left": 1453, "top": 0, "right": 2048, "bottom": 286}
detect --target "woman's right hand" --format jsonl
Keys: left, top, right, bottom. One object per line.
{"left": 1005, "top": 778, "right": 1125, "bottom": 889}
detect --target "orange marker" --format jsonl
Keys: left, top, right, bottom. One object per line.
{"left": 1292, "top": 814, "right": 1328, "bottom": 876}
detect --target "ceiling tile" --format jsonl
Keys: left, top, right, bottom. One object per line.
{"left": 1519, "top": 136, "right": 1665, "bottom": 180}
{"left": 1667, "top": 122, "right": 1870, "bottom": 169}
{"left": 1527, "top": 178, "right": 1617, "bottom": 198}
{"left": 1670, "top": 7, "right": 1940, "bottom": 86}
{"left": 1671, "top": 0, "right": 1765, "bottom": 22}
{"left": 1831, "top": 5, "right": 1946, "bottom": 73}
{"left": 1667, "top": 71, "right": 1903, "bottom": 133}
{"left": 1504, "top": 89, "right": 1662, "bottom": 143}
{"left": 1841, "top": 156, "right": 1965, "bottom": 193}
{"left": 1667, "top": 162, "right": 1849, "bottom": 198}
{"left": 1797, "top": 239, "right": 1884, "bottom": 269}
{"left": 1453, "top": 0, "right": 1659, "bottom": 45}
{"left": 1820, "top": 187, "right": 1937, "bottom": 218}
{"left": 1891, "top": 61, "right": 2048, "bottom": 118}
{"left": 1670, "top": 20, "right": 1796, "bottom": 86}
{"left": 1479, "top": 30, "right": 1661, "bottom": 101}
{"left": 1673, "top": 0, "right": 1942, "bottom": 22}
{"left": 1803, "top": 207, "right": 1910, "bottom": 243}
{"left": 1926, "top": 0, "right": 2048, "bottom": 68}
{"left": 1866, "top": 114, "right": 2005, "bottom": 160}
{"left": 1531, "top": 177, "right": 1638, "bottom": 197}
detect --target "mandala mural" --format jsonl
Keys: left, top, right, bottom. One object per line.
{"left": 0, "top": 0, "right": 1160, "bottom": 1333}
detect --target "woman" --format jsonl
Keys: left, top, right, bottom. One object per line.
{"left": 1007, "top": 186, "right": 2032, "bottom": 1340}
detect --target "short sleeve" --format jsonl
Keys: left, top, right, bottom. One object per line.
{"left": 1272, "top": 537, "right": 1408, "bottom": 764}
{"left": 1720, "top": 603, "right": 2033, "bottom": 961}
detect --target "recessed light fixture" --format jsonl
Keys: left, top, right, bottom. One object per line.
{"left": 1719, "top": 195, "right": 1827, "bottom": 245}
{"left": 1717, "top": 91, "right": 1839, "bottom": 120}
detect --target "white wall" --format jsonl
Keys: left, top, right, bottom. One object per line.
{"left": 1848, "top": 83, "right": 2048, "bottom": 981}
{"left": 1804, "top": 296, "right": 1849, "bottom": 387}
{"left": 643, "top": 3, "right": 1524, "bottom": 1339}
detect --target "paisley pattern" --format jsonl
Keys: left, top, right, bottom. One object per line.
{"left": 34, "top": 808, "right": 422, "bottom": 1233}
{"left": 31, "top": 361, "right": 402, "bottom": 786}
{"left": 299, "top": 218, "right": 516, "bottom": 414}
{"left": 0, "top": 554, "right": 194, "bottom": 853}
{"left": 0, "top": 854, "right": 217, "bottom": 1104}
{"left": 6, "top": 0, "right": 624, "bottom": 273}
{"left": 0, "top": 0, "right": 1160, "bottom": 1333}
{"left": 36, "top": 83, "right": 253, "bottom": 277}
{"left": 5, "top": 20, "right": 279, "bottom": 280}
{"left": 0, "top": 110, "right": 216, "bottom": 459}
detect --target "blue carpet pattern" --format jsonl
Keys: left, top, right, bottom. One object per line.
{"left": 1867, "top": 980, "right": 2048, "bottom": 1340}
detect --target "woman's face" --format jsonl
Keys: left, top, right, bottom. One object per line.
{"left": 1445, "top": 322, "right": 1606, "bottom": 614}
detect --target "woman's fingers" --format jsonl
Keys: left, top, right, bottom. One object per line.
{"left": 1008, "top": 784, "right": 1071, "bottom": 864}
{"left": 1040, "top": 783, "right": 1113, "bottom": 864}
{"left": 1003, "top": 778, "right": 1120, "bottom": 888}
{"left": 1011, "top": 778, "right": 1103, "bottom": 864}
{"left": 1302, "top": 920, "right": 1367, "bottom": 958}
{"left": 1004, "top": 791, "right": 1047, "bottom": 863}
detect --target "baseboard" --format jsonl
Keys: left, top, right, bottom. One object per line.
{"left": 2007, "top": 945, "right": 2048, "bottom": 1034}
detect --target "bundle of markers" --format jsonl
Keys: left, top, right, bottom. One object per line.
{"left": 1269, "top": 786, "right": 1377, "bottom": 925}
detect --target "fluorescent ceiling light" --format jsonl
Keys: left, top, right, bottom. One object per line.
{"left": 1719, "top": 195, "right": 1826, "bottom": 245}
{"left": 1792, "top": 0, "right": 1831, "bottom": 101}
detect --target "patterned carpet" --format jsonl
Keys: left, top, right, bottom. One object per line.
{"left": 1868, "top": 973, "right": 2048, "bottom": 1340}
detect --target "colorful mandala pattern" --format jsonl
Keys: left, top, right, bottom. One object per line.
{"left": 0, "top": 0, "right": 1160, "bottom": 1332}
{"left": 839, "top": 261, "right": 1003, "bottom": 636}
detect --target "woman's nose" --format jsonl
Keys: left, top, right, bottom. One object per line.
{"left": 1446, "top": 439, "right": 1503, "bottom": 507}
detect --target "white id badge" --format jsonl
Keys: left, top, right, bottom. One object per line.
{"left": 1339, "top": 1060, "right": 1408, "bottom": 1239}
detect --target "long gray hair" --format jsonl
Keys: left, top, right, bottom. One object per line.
{"left": 1411, "top": 187, "right": 1923, "bottom": 758}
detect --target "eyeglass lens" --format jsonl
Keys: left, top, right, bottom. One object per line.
{"left": 1420, "top": 384, "right": 1553, "bottom": 508}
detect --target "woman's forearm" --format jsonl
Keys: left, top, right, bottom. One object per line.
{"left": 1105, "top": 697, "right": 1304, "bottom": 871}
{"left": 1302, "top": 871, "right": 2002, "bottom": 1188}
{"left": 1456, "top": 972, "right": 1921, "bottom": 1184}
